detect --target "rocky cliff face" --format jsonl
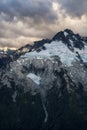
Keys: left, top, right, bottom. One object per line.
{"left": 0, "top": 29, "right": 87, "bottom": 130}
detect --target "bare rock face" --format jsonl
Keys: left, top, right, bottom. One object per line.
{"left": 5, "top": 56, "right": 63, "bottom": 94}
{"left": 67, "top": 61, "right": 87, "bottom": 91}
{"left": 8, "top": 55, "right": 77, "bottom": 94}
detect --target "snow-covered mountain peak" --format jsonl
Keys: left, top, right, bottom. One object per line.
{"left": 21, "top": 35, "right": 87, "bottom": 67}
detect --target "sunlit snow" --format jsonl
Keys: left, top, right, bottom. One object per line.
{"left": 22, "top": 40, "right": 87, "bottom": 66}
{"left": 23, "top": 41, "right": 77, "bottom": 66}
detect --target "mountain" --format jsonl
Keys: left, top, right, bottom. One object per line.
{"left": 0, "top": 29, "right": 87, "bottom": 130}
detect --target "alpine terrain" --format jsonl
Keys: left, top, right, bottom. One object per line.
{"left": 0, "top": 29, "right": 87, "bottom": 130}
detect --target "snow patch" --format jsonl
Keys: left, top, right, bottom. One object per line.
{"left": 27, "top": 73, "right": 41, "bottom": 85}
{"left": 42, "top": 102, "right": 48, "bottom": 123}
{"left": 73, "top": 35, "right": 77, "bottom": 40}
{"left": 64, "top": 32, "right": 68, "bottom": 37}
{"left": 69, "top": 39, "right": 74, "bottom": 47}
{"left": 17, "top": 60, "right": 22, "bottom": 65}
{"left": 10, "top": 69, "right": 13, "bottom": 72}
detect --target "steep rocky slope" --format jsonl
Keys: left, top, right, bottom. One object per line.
{"left": 0, "top": 29, "right": 87, "bottom": 130}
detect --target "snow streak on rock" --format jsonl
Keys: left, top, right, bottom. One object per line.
{"left": 27, "top": 73, "right": 41, "bottom": 85}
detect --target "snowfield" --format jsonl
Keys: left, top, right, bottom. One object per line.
{"left": 22, "top": 41, "right": 87, "bottom": 66}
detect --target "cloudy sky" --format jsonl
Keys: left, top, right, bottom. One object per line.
{"left": 0, "top": 0, "right": 87, "bottom": 49}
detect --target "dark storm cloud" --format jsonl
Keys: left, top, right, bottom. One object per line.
{"left": 58, "top": 0, "right": 87, "bottom": 17}
{"left": 0, "top": 0, "right": 58, "bottom": 48}
{"left": 0, "top": 0, "right": 57, "bottom": 22}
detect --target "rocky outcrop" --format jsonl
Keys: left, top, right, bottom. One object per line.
{"left": 0, "top": 54, "right": 13, "bottom": 68}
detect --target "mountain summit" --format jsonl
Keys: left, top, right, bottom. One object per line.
{"left": 0, "top": 29, "right": 87, "bottom": 130}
